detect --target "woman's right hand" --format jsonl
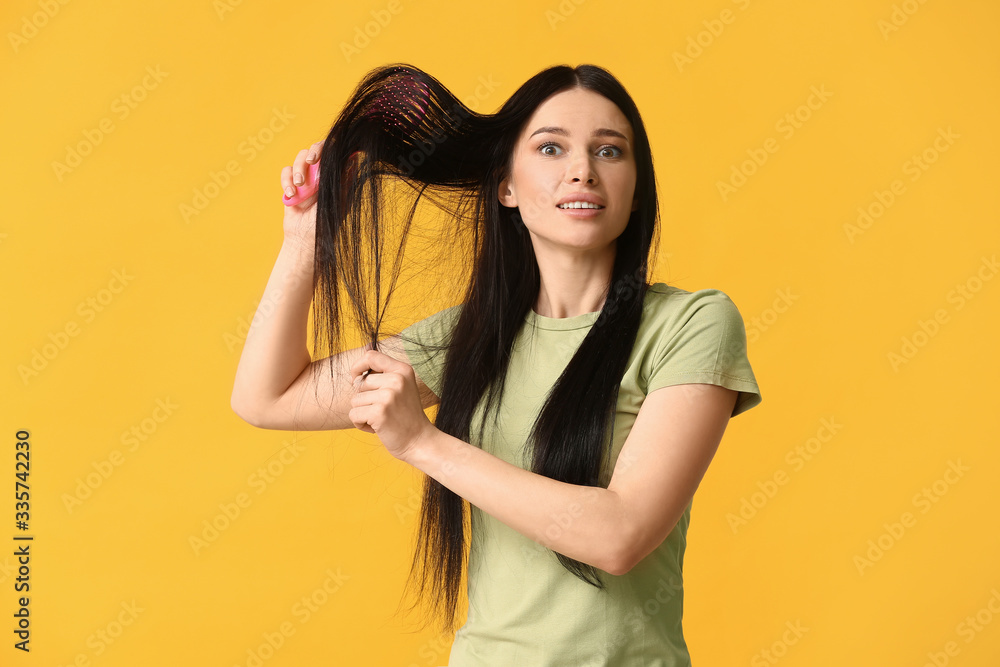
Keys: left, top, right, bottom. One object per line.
{"left": 281, "top": 140, "right": 324, "bottom": 248}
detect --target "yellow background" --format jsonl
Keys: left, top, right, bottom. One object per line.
{"left": 2, "top": 0, "right": 999, "bottom": 665}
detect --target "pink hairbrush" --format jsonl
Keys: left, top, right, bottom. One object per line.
{"left": 283, "top": 161, "right": 320, "bottom": 207}
{"left": 282, "top": 69, "right": 430, "bottom": 206}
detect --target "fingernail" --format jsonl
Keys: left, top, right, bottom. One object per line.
{"left": 307, "top": 152, "right": 316, "bottom": 161}
{"left": 285, "top": 186, "right": 295, "bottom": 197}
{"left": 293, "top": 172, "right": 303, "bottom": 185}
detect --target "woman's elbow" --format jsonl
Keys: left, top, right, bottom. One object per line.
{"left": 230, "top": 395, "right": 263, "bottom": 428}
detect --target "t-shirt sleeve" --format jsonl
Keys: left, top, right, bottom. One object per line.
{"left": 399, "top": 303, "right": 463, "bottom": 400}
{"left": 646, "top": 289, "right": 762, "bottom": 417}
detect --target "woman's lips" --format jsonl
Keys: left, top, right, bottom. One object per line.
{"left": 556, "top": 204, "right": 605, "bottom": 217}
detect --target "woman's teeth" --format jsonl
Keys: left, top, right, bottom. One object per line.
{"left": 557, "top": 202, "right": 604, "bottom": 209}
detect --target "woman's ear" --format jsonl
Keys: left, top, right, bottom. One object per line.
{"left": 632, "top": 194, "right": 639, "bottom": 212}
{"left": 498, "top": 176, "right": 516, "bottom": 208}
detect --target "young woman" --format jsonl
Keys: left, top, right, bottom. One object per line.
{"left": 231, "top": 63, "right": 762, "bottom": 666}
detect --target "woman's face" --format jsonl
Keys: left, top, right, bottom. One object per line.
{"left": 499, "top": 87, "right": 639, "bottom": 254}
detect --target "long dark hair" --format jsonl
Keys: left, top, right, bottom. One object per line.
{"left": 307, "top": 62, "right": 660, "bottom": 634}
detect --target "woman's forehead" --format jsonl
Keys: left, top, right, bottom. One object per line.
{"left": 522, "top": 92, "right": 631, "bottom": 142}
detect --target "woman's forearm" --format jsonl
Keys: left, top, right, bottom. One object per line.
{"left": 231, "top": 236, "right": 315, "bottom": 416}
{"left": 402, "top": 428, "right": 628, "bottom": 575}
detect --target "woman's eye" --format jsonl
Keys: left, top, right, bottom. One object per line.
{"left": 538, "top": 142, "right": 623, "bottom": 157}
{"left": 538, "top": 142, "right": 561, "bottom": 156}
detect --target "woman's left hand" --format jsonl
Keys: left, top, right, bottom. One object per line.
{"left": 349, "top": 345, "right": 436, "bottom": 462}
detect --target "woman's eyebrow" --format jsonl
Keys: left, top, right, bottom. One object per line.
{"left": 529, "top": 126, "right": 630, "bottom": 143}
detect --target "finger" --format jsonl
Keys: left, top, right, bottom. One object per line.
{"left": 349, "top": 405, "right": 376, "bottom": 433}
{"left": 350, "top": 389, "right": 374, "bottom": 408}
{"left": 348, "top": 344, "right": 380, "bottom": 377}
{"left": 292, "top": 148, "right": 311, "bottom": 186}
{"left": 280, "top": 165, "right": 294, "bottom": 196}
{"left": 306, "top": 140, "right": 324, "bottom": 163}
{"left": 353, "top": 368, "right": 383, "bottom": 392}
{"left": 355, "top": 348, "right": 401, "bottom": 375}
{"left": 352, "top": 369, "right": 367, "bottom": 390}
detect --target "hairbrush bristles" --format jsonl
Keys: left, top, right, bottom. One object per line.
{"left": 363, "top": 70, "right": 431, "bottom": 130}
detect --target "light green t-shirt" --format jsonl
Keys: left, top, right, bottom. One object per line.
{"left": 401, "top": 283, "right": 762, "bottom": 667}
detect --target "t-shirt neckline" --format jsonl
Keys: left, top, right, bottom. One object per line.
{"left": 523, "top": 307, "right": 601, "bottom": 331}
{"left": 521, "top": 283, "right": 670, "bottom": 331}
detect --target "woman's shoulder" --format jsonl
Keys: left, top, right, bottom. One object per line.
{"left": 640, "top": 282, "right": 747, "bottom": 344}
{"left": 644, "top": 282, "right": 739, "bottom": 314}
